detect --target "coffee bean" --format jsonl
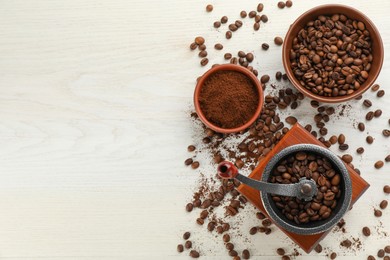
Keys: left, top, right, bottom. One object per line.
{"left": 282, "top": 256, "right": 290, "bottom": 260}
{"left": 339, "top": 144, "right": 349, "bottom": 151}
{"left": 226, "top": 242, "right": 234, "bottom": 251}
{"left": 187, "top": 145, "right": 196, "bottom": 152}
{"left": 177, "top": 244, "right": 184, "bottom": 253}
{"left": 221, "top": 16, "right": 228, "bottom": 24}
{"left": 384, "top": 185, "right": 390, "bottom": 194}
{"left": 248, "top": 11, "right": 256, "bottom": 18}
{"left": 224, "top": 53, "right": 232, "bottom": 60}
{"left": 383, "top": 129, "right": 390, "bottom": 137}
{"left": 191, "top": 161, "right": 200, "bottom": 169}
{"left": 314, "top": 244, "right": 322, "bottom": 253}
{"left": 277, "top": 1, "right": 285, "bottom": 8}
{"left": 186, "top": 203, "right": 193, "bottom": 212}
{"left": 356, "top": 147, "right": 364, "bottom": 154}
{"left": 277, "top": 248, "right": 285, "bottom": 255}
{"left": 358, "top": 122, "right": 365, "bottom": 132}
{"left": 261, "top": 14, "right": 268, "bottom": 23}
{"left": 246, "top": 53, "right": 254, "bottom": 62}
{"left": 261, "top": 75, "right": 270, "bottom": 83}
{"left": 338, "top": 134, "right": 345, "bottom": 144}
{"left": 200, "top": 58, "right": 208, "bottom": 66}
{"left": 221, "top": 233, "right": 230, "bottom": 242}
{"left": 256, "top": 212, "right": 266, "bottom": 219}
{"left": 240, "top": 11, "right": 247, "bottom": 18}
{"left": 366, "top": 111, "right": 374, "bottom": 121}
{"left": 253, "top": 22, "right": 260, "bottom": 31}
{"left": 342, "top": 154, "right": 353, "bottom": 163}
{"left": 363, "top": 99, "right": 372, "bottom": 107}
{"left": 285, "top": 116, "right": 297, "bottom": 125}
{"left": 214, "top": 43, "right": 223, "bottom": 50}
{"left": 235, "top": 20, "right": 243, "bottom": 28}
{"left": 366, "top": 136, "right": 374, "bottom": 144}
{"left": 308, "top": 102, "right": 319, "bottom": 109}
{"left": 207, "top": 221, "right": 215, "bottom": 231}
{"left": 198, "top": 50, "right": 207, "bottom": 58}
{"left": 190, "top": 42, "right": 198, "bottom": 50}
{"left": 196, "top": 218, "right": 204, "bottom": 225}
{"left": 375, "top": 160, "right": 384, "bottom": 169}
{"left": 206, "top": 4, "right": 213, "bottom": 12}
{"left": 377, "top": 90, "right": 385, "bottom": 97}
{"left": 286, "top": 0, "right": 293, "bottom": 7}
{"left": 183, "top": 231, "right": 191, "bottom": 240}
{"left": 330, "top": 252, "right": 337, "bottom": 259}
{"left": 229, "top": 24, "right": 238, "bottom": 31}
{"left": 257, "top": 3, "right": 264, "bottom": 12}
{"left": 385, "top": 246, "right": 390, "bottom": 253}
{"left": 329, "top": 135, "right": 337, "bottom": 144}
{"left": 195, "top": 37, "right": 205, "bottom": 46}
{"left": 275, "top": 71, "right": 282, "bottom": 80}
{"left": 372, "top": 84, "right": 380, "bottom": 91}
{"left": 200, "top": 209, "right": 208, "bottom": 219}
{"left": 261, "top": 43, "right": 269, "bottom": 50}
{"left": 368, "top": 256, "right": 375, "bottom": 260}
{"left": 249, "top": 226, "right": 257, "bottom": 235}
{"left": 242, "top": 249, "right": 250, "bottom": 259}
{"left": 380, "top": 200, "right": 388, "bottom": 209}
{"left": 374, "top": 109, "right": 382, "bottom": 118}
{"left": 274, "top": 37, "right": 283, "bottom": 45}
{"left": 362, "top": 226, "right": 371, "bottom": 236}
{"left": 374, "top": 209, "right": 382, "bottom": 217}
{"left": 185, "top": 158, "right": 193, "bottom": 165}
{"left": 189, "top": 250, "right": 199, "bottom": 258}
{"left": 185, "top": 240, "right": 192, "bottom": 249}
{"left": 386, "top": 155, "right": 390, "bottom": 162}
{"left": 378, "top": 249, "right": 385, "bottom": 258}
{"left": 225, "top": 31, "right": 232, "bottom": 39}
{"left": 229, "top": 250, "right": 238, "bottom": 257}
{"left": 213, "top": 21, "right": 221, "bottom": 28}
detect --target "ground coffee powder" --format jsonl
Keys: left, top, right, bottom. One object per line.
{"left": 199, "top": 70, "right": 259, "bottom": 129}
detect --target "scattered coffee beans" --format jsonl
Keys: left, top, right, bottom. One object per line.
{"left": 262, "top": 43, "right": 269, "bottom": 50}
{"left": 366, "top": 136, "right": 374, "bottom": 144}
{"left": 378, "top": 249, "right": 385, "bottom": 258}
{"left": 290, "top": 14, "right": 372, "bottom": 97}
{"left": 286, "top": 1, "right": 293, "bottom": 7}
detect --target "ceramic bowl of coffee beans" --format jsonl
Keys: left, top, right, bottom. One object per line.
{"left": 282, "top": 4, "right": 384, "bottom": 103}
{"left": 261, "top": 144, "right": 352, "bottom": 235}
{"left": 194, "top": 64, "right": 264, "bottom": 133}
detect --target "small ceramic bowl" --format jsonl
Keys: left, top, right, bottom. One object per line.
{"left": 194, "top": 64, "right": 264, "bottom": 133}
{"left": 282, "top": 4, "right": 384, "bottom": 103}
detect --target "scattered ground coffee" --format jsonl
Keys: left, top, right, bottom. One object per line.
{"left": 199, "top": 70, "right": 259, "bottom": 129}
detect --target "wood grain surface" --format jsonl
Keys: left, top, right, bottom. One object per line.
{"left": 0, "top": 0, "right": 389, "bottom": 259}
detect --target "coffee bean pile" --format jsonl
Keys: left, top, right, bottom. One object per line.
{"left": 270, "top": 152, "right": 341, "bottom": 224}
{"left": 290, "top": 14, "right": 373, "bottom": 97}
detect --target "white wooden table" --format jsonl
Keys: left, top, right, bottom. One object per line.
{"left": 0, "top": 0, "right": 389, "bottom": 259}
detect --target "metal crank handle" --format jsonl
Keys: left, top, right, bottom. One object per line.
{"left": 217, "top": 161, "right": 318, "bottom": 201}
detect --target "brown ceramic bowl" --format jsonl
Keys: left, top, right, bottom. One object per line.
{"left": 194, "top": 64, "right": 264, "bottom": 133}
{"left": 282, "top": 4, "right": 384, "bottom": 103}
